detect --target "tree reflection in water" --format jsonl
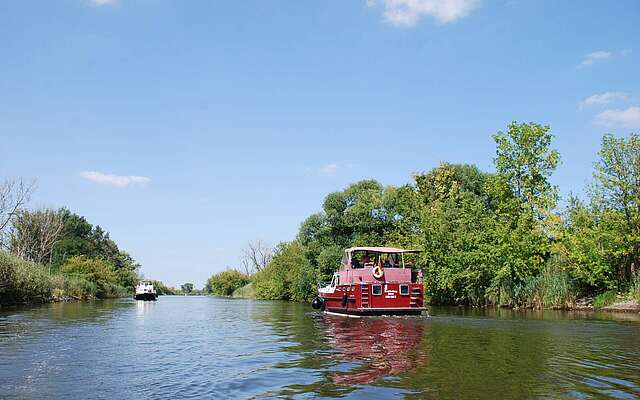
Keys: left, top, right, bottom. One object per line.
{"left": 321, "top": 315, "right": 428, "bottom": 385}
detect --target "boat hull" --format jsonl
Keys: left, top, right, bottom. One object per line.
{"left": 324, "top": 307, "right": 424, "bottom": 316}
{"left": 318, "top": 282, "right": 425, "bottom": 317}
{"left": 134, "top": 293, "right": 158, "bottom": 301}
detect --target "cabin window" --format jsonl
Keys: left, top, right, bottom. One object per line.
{"left": 400, "top": 285, "right": 409, "bottom": 296}
{"left": 372, "top": 284, "right": 382, "bottom": 295}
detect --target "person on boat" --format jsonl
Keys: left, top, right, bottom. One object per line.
{"left": 362, "top": 253, "right": 373, "bottom": 267}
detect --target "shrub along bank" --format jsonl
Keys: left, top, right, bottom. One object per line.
{"left": 0, "top": 252, "right": 128, "bottom": 306}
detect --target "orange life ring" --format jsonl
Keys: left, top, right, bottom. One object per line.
{"left": 372, "top": 265, "right": 384, "bottom": 279}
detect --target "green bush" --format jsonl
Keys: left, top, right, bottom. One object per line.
{"left": 152, "top": 280, "right": 176, "bottom": 295}
{"left": 593, "top": 290, "right": 618, "bottom": 309}
{"left": 205, "top": 269, "right": 250, "bottom": 296}
{"left": 49, "top": 274, "right": 96, "bottom": 300}
{"left": 61, "top": 256, "right": 124, "bottom": 299}
{"left": 0, "top": 251, "right": 53, "bottom": 305}
{"left": 253, "top": 241, "right": 315, "bottom": 302}
{"left": 232, "top": 283, "right": 255, "bottom": 298}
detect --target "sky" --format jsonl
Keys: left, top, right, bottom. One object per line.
{"left": 2, "top": 0, "right": 639, "bottom": 288}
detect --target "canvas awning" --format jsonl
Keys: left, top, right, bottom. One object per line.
{"left": 345, "top": 247, "right": 421, "bottom": 254}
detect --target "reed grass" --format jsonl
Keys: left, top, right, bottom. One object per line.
{"left": 499, "top": 256, "right": 576, "bottom": 309}
{"left": 593, "top": 290, "right": 617, "bottom": 309}
{"left": 0, "top": 251, "right": 126, "bottom": 306}
{"left": 232, "top": 283, "right": 256, "bottom": 299}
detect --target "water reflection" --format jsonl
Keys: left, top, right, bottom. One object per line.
{"left": 321, "top": 316, "right": 427, "bottom": 385}
{"left": 1, "top": 298, "right": 639, "bottom": 399}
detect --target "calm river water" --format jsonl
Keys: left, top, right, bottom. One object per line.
{"left": 1, "top": 296, "right": 639, "bottom": 399}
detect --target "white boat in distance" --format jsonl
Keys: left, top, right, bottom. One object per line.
{"left": 134, "top": 280, "right": 158, "bottom": 301}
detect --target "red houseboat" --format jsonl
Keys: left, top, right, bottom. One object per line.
{"left": 311, "top": 247, "right": 425, "bottom": 316}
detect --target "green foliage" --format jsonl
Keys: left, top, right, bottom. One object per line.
{"left": 181, "top": 283, "right": 194, "bottom": 293}
{"left": 152, "top": 280, "right": 176, "bottom": 295}
{"left": 493, "top": 122, "right": 560, "bottom": 219}
{"left": 507, "top": 256, "right": 576, "bottom": 309}
{"left": 232, "top": 282, "right": 255, "bottom": 298}
{"left": 1, "top": 206, "right": 140, "bottom": 305}
{"left": 0, "top": 251, "right": 53, "bottom": 304}
{"left": 593, "top": 290, "right": 618, "bottom": 309}
{"left": 61, "top": 256, "right": 123, "bottom": 299}
{"left": 559, "top": 199, "right": 628, "bottom": 291}
{"left": 414, "top": 164, "right": 499, "bottom": 305}
{"left": 253, "top": 241, "right": 314, "bottom": 302}
{"left": 8, "top": 208, "right": 64, "bottom": 265}
{"left": 0, "top": 251, "right": 97, "bottom": 305}
{"left": 50, "top": 209, "right": 140, "bottom": 290}
{"left": 591, "top": 133, "right": 640, "bottom": 281}
{"left": 205, "top": 269, "right": 250, "bottom": 296}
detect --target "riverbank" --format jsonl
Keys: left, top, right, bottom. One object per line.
{"left": 0, "top": 252, "right": 129, "bottom": 308}
{"left": 229, "top": 282, "right": 640, "bottom": 314}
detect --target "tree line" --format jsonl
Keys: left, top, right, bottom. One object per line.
{"left": 208, "top": 123, "right": 640, "bottom": 309}
{"left": 0, "top": 184, "right": 142, "bottom": 306}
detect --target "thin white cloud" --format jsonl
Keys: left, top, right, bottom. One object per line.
{"left": 367, "top": 0, "right": 480, "bottom": 27}
{"left": 91, "top": 0, "right": 118, "bottom": 6}
{"left": 580, "top": 92, "right": 628, "bottom": 108}
{"left": 320, "top": 163, "right": 339, "bottom": 176}
{"left": 581, "top": 51, "right": 612, "bottom": 66}
{"left": 80, "top": 171, "right": 150, "bottom": 187}
{"left": 595, "top": 106, "right": 640, "bottom": 129}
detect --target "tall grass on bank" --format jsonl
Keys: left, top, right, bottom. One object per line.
{"left": 593, "top": 290, "right": 618, "bottom": 309}
{"left": 0, "top": 251, "right": 127, "bottom": 306}
{"left": 500, "top": 257, "right": 577, "bottom": 309}
{"left": 232, "top": 283, "right": 255, "bottom": 299}
{"left": 1, "top": 251, "right": 54, "bottom": 305}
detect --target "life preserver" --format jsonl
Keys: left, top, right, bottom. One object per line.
{"left": 372, "top": 265, "right": 384, "bottom": 279}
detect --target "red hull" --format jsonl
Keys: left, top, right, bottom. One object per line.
{"left": 321, "top": 282, "right": 424, "bottom": 316}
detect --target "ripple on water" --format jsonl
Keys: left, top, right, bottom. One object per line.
{"left": 1, "top": 299, "right": 639, "bottom": 399}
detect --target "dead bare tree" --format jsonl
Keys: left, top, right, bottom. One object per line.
{"left": 0, "top": 178, "right": 36, "bottom": 248}
{"left": 241, "top": 240, "right": 273, "bottom": 273}
{"left": 9, "top": 208, "right": 64, "bottom": 266}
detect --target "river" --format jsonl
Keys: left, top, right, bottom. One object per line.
{"left": 1, "top": 296, "right": 639, "bottom": 399}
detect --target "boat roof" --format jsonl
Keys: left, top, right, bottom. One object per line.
{"left": 345, "top": 246, "right": 421, "bottom": 254}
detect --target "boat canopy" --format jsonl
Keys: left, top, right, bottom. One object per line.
{"left": 345, "top": 246, "right": 421, "bottom": 254}
{"left": 341, "top": 247, "right": 421, "bottom": 269}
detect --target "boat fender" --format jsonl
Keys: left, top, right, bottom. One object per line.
{"left": 372, "top": 265, "right": 384, "bottom": 279}
{"left": 311, "top": 296, "right": 325, "bottom": 310}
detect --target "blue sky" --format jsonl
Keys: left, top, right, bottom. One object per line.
{"left": 2, "top": 0, "right": 639, "bottom": 288}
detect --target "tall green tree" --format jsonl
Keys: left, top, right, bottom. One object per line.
{"left": 493, "top": 122, "right": 560, "bottom": 220}
{"left": 560, "top": 133, "right": 640, "bottom": 290}
{"left": 592, "top": 133, "right": 640, "bottom": 277}
{"left": 181, "top": 283, "right": 194, "bottom": 293}
{"left": 51, "top": 209, "right": 139, "bottom": 289}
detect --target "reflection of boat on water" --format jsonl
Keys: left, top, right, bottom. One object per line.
{"left": 312, "top": 247, "right": 425, "bottom": 316}
{"left": 134, "top": 281, "right": 157, "bottom": 301}
{"left": 322, "top": 315, "right": 427, "bottom": 385}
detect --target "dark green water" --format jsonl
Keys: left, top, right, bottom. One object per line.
{"left": 1, "top": 297, "right": 639, "bottom": 399}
